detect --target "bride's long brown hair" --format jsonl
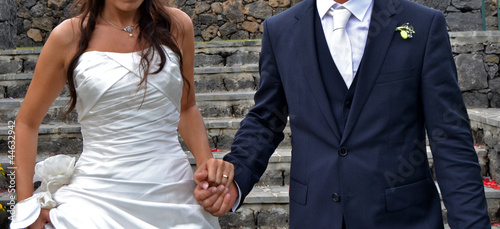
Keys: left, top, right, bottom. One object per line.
{"left": 64, "top": 0, "right": 186, "bottom": 115}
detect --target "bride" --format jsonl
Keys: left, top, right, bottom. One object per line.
{"left": 11, "top": 0, "right": 235, "bottom": 227}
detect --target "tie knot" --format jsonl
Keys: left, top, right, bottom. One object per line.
{"left": 331, "top": 7, "right": 351, "bottom": 30}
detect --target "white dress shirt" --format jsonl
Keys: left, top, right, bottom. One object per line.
{"left": 317, "top": 0, "right": 374, "bottom": 83}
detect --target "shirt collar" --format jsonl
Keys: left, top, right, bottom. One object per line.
{"left": 317, "top": 0, "right": 373, "bottom": 21}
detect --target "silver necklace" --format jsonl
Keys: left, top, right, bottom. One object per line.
{"left": 101, "top": 16, "right": 137, "bottom": 37}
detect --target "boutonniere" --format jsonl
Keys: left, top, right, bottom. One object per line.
{"left": 395, "top": 23, "right": 415, "bottom": 39}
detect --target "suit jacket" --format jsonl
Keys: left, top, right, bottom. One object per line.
{"left": 224, "top": 0, "right": 490, "bottom": 228}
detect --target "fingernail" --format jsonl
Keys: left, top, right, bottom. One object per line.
{"left": 219, "top": 185, "right": 225, "bottom": 192}
{"left": 202, "top": 183, "right": 208, "bottom": 190}
{"left": 224, "top": 188, "right": 229, "bottom": 194}
{"left": 211, "top": 187, "right": 217, "bottom": 193}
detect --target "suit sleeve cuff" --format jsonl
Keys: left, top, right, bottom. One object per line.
{"left": 231, "top": 181, "right": 242, "bottom": 212}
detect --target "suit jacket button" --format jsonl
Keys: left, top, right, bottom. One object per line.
{"left": 345, "top": 100, "right": 352, "bottom": 109}
{"left": 332, "top": 193, "right": 341, "bottom": 202}
{"left": 339, "top": 147, "right": 348, "bottom": 157}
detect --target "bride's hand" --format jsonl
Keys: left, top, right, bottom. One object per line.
{"left": 27, "top": 209, "right": 51, "bottom": 229}
{"left": 194, "top": 158, "right": 234, "bottom": 189}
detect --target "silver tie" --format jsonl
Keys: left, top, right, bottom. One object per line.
{"left": 329, "top": 7, "right": 353, "bottom": 88}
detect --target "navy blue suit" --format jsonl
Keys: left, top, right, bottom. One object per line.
{"left": 224, "top": 0, "right": 490, "bottom": 228}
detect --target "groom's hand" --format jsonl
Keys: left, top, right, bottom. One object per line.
{"left": 193, "top": 158, "right": 237, "bottom": 216}
{"left": 194, "top": 158, "right": 234, "bottom": 189}
{"left": 194, "top": 181, "right": 238, "bottom": 216}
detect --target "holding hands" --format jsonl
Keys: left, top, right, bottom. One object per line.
{"left": 193, "top": 158, "right": 238, "bottom": 216}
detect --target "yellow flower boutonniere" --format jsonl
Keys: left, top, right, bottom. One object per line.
{"left": 395, "top": 23, "right": 415, "bottom": 39}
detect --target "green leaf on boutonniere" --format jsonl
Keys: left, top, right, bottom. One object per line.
{"left": 395, "top": 23, "right": 415, "bottom": 39}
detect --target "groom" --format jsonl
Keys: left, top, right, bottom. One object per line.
{"left": 194, "top": 0, "right": 491, "bottom": 228}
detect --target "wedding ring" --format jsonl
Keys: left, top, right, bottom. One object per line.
{"left": 222, "top": 174, "right": 229, "bottom": 179}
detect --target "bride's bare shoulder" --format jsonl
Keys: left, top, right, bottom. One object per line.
{"left": 164, "top": 7, "right": 193, "bottom": 45}
{"left": 41, "top": 17, "right": 83, "bottom": 65}
{"left": 45, "top": 17, "right": 82, "bottom": 51}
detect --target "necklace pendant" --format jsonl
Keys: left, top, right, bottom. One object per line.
{"left": 123, "top": 26, "right": 134, "bottom": 33}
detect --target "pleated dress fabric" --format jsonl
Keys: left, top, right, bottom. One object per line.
{"left": 46, "top": 47, "right": 220, "bottom": 228}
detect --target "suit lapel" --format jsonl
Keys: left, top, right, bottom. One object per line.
{"left": 341, "top": 0, "right": 400, "bottom": 144}
{"left": 292, "top": 0, "right": 342, "bottom": 141}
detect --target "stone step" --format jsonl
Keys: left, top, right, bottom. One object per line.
{"left": 0, "top": 41, "right": 261, "bottom": 74}
{"left": 0, "top": 118, "right": 292, "bottom": 156}
{"left": 232, "top": 184, "right": 500, "bottom": 228}
{"left": 0, "top": 149, "right": 495, "bottom": 228}
{"left": 0, "top": 183, "right": 497, "bottom": 228}
{"left": 0, "top": 65, "right": 260, "bottom": 98}
{"left": 0, "top": 41, "right": 261, "bottom": 99}
{"left": 0, "top": 91, "right": 256, "bottom": 122}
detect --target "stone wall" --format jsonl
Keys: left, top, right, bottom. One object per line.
{"left": 0, "top": 0, "right": 16, "bottom": 49}
{"left": 469, "top": 109, "right": 500, "bottom": 181}
{"left": 9, "top": 0, "right": 500, "bottom": 47}
{"left": 451, "top": 31, "right": 500, "bottom": 108}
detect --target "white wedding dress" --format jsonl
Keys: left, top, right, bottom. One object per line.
{"left": 11, "top": 46, "right": 220, "bottom": 228}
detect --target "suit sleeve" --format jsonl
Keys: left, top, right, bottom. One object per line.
{"left": 420, "top": 11, "right": 490, "bottom": 228}
{"left": 223, "top": 20, "right": 289, "bottom": 207}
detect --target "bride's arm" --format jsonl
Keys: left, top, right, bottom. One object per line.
{"left": 14, "top": 19, "right": 76, "bottom": 202}
{"left": 171, "top": 8, "right": 237, "bottom": 216}
{"left": 171, "top": 9, "right": 213, "bottom": 167}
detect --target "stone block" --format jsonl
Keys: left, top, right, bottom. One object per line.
{"left": 0, "top": 0, "right": 13, "bottom": 21}
{"left": 22, "top": 55, "right": 38, "bottom": 72}
{"left": 487, "top": 44, "right": 500, "bottom": 54}
{"left": 462, "top": 92, "right": 489, "bottom": 108}
{"left": 451, "top": 0, "right": 482, "bottom": 11}
{"left": 492, "top": 94, "right": 500, "bottom": 108}
{"left": 20, "top": 0, "right": 36, "bottom": 9}
{"left": 219, "top": 207, "right": 256, "bottom": 228}
{"left": 446, "top": 12, "right": 483, "bottom": 31}
{"left": 194, "top": 2, "right": 211, "bottom": 14}
{"left": 194, "top": 75, "right": 225, "bottom": 92}
{"left": 0, "top": 56, "right": 21, "bottom": 74}
{"left": 198, "top": 14, "right": 217, "bottom": 25}
{"left": 201, "top": 25, "right": 218, "bottom": 41}
{"left": 27, "top": 29, "right": 43, "bottom": 42}
{"left": 48, "top": 0, "right": 67, "bottom": 9}
{"left": 256, "top": 206, "right": 289, "bottom": 227}
{"left": 223, "top": 0, "right": 245, "bottom": 24}
{"left": 230, "top": 30, "right": 249, "bottom": 40}
{"left": 194, "top": 53, "right": 224, "bottom": 67}
{"left": 32, "top": 17, "right": 54, "bottom": 31}
{"left": 219, "top": 22, "right": 237, "bottom": 37}
{"left": 0, "top": 23, "right": 15, "bottom": 50}
{"left": 290, "top": 0, "right": 301, "bottom": 6}
{"left": 451, "top": 43, "right": 484, "bottom": 54}
{"left": 269, "top": 0, "right": 291, "bottom": 8}
{"left": 489, "top": 64, "right": 498, "bottom": 79}
{"left": 36, "top": 134, "right": 83, "bottom": 155}
{"left": 198, "top": 100, "right": 253, "bottom": 118}
{"left": 245, "top": 1, "right": 273, "bottom": 20}
{"left": 3, "top": 81, "right": 30, "bottom": 98}
{"left": 211, "top": 2, "right": 223, "bottom": 14}
{"left": 226, "top": 51, "right": 259, "bottom": 66}
{"left": 222, "top": 73, "right": 258, "bottom": 91}
{"left": 410, "top": 0, "right": 450, "bottom": 12}
{"left": 29, "top": 4, "right": 46, "bottom": 18}
{"left": 485, "top": 55, "right": 500, "bottom": 64}
{"left": 477, "top": 148, "right": 489, "bottom": 177}
{"left": 241, "top": 21, "right": 259, "bottom": 33}
{"left": 455, "top": 54, "right": 488, "bottom": 91}
{"left": 491, "top": 78, "right": 500, "bottom": 94}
